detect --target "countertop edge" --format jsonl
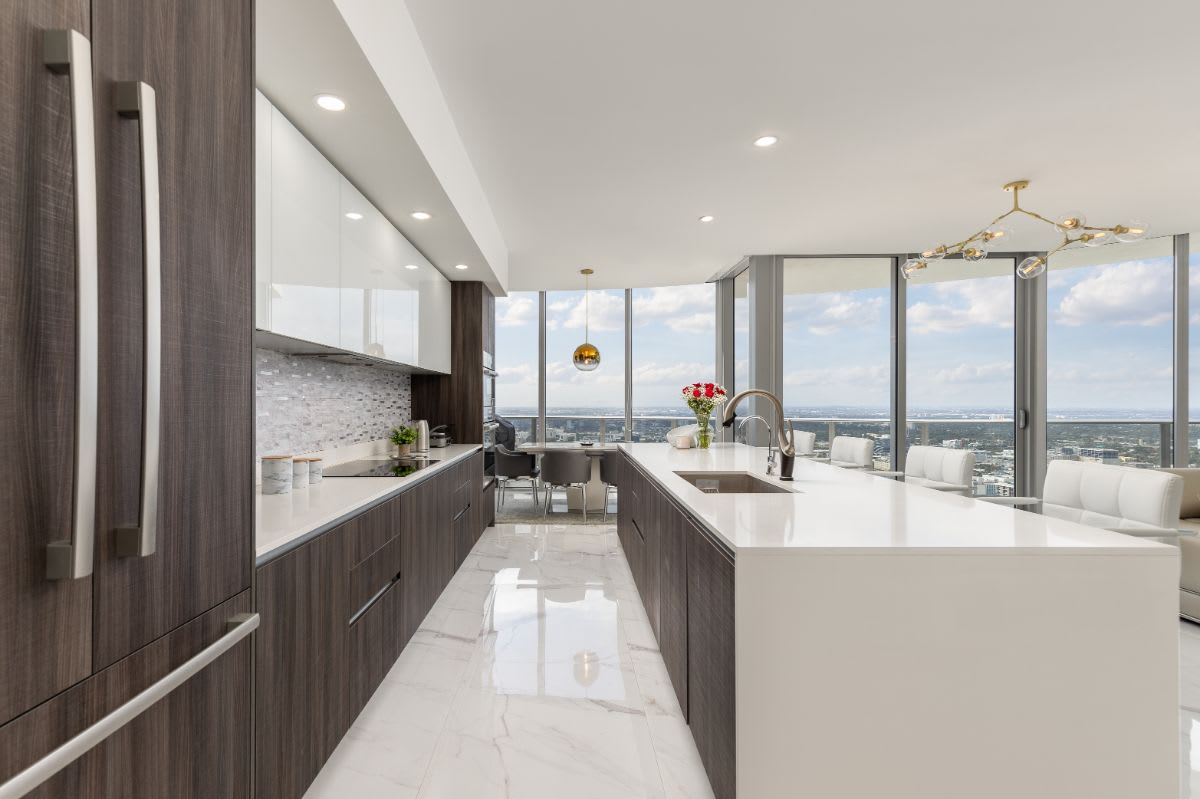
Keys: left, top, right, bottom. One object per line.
{"left": 255, "top": 445, "right": 484, "bottom": 568}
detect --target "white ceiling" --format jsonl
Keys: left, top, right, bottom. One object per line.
{"left": 256, "top": 0, "right": 507, "bottom": 292}
{"left": 404, "top": 0, "right": 1200, "bottom": 291}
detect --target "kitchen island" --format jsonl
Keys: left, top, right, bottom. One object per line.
{"left": 616, "top": 442, "right": 1179, "bottom": 799}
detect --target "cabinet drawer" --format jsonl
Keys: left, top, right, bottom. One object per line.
{"left": 348, "top": 535, "right": 402, "bottom": 622}
{"left": 0, "top": 591, "right": 253, "bottom": 798}
{"left": 348, "top": 577, "right": 404, "bottom": 719}
{"left": 346, "top": 495, "right": 402, "bottom": 568}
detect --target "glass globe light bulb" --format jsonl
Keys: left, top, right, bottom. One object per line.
{"left": 1082, "top": 230, "right": 1112, "bottom": 248}
{"left": 981, "top": 224, "right": 1013, "bottom": 250}
{"left": 1114, "top": 220, "right": 1149, "bottom": 243}
{"left": 1055, "top": 212, "right": 1087, "bottom": 234}
{"left": 920, "top": 245, "right": 947, "bottom": 262}
{"left": 1016, "top": 256, "right": 1046, "bottom": 280}
{"left": 573, "top": 342, "right": 601, "bottom": 371}
{"left": 963, "top": 246, "right": 988, "bottom": 262}
{"left": 900, "top": 258, "right": 927, "bottom": 280}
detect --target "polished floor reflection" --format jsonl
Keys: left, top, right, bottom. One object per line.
{"left": 305, "top": 523, "right": 713, "bottom": 798}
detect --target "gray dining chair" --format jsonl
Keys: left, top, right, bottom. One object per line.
{"left": 540, "top": 450, "right": 593, "bottom": 521}
{"left": 599, "top": 452, "right": 617, "bottom": 521}
{"left": 494, "top": 444, "right": 539, "bottom": 507}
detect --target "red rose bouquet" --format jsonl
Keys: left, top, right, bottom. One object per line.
{"left": 680, "top": 382, "right": 728, "bottom": 448}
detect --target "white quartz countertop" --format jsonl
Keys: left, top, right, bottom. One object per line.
{"left": 619, "top": 443, "right": 1175, "bottom": 557}
{"left": 255, "top": 444, "right": 483, "bottom": 563}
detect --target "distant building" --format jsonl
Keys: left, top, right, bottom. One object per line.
{"left": 941, "top": 438, "right": 969, "bottom": 449}
{"left": 979, "top": 481, "right": 1014, "bottom": 497}
{"left": 1079, "top": 447, "right": 1120, "bottom": 465}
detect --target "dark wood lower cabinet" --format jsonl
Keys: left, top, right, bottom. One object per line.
{"left": 254, "top": 523, "right": 350, "bottom": 799}
{"left": 688, "top": 528, "right": 737, "bottom": 799}
{"left": 617, "top": 451, "right": 734, "bottom": 797}
{"left": 255, "top": 452, "right": 485, "bottom": 798}
{"left": 0, "top": 590, "right": 253, "bottom": 798}
{"left": 659, "top": 504, "right": 690, "bottom": 718}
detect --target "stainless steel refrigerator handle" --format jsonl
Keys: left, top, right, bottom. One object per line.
{"left": 114, "top": 81, "right": 161, "bottom": 559}
{"left": 43, "top": 30, "right": 99, "bottom": 581}
{"left": 0, "top": 612, "right": 259, "bottom": 799}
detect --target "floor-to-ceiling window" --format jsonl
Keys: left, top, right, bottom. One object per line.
{"left": 494, "top": 291, "right": 539, "bottom": 444}
{"left": 781, "top": 257, "right": 891, "bottom": 462}
{"left": 545, "top": 288, "right": 626, "bottom": 442}
{"left": 733, "top": 270, "right": 749, "bottom": 395}
{"left": 1189, "top": 234, "right": 1200, "bottom": 466}
{"left": 630, "top": 283, "right": 716, "bottom": 442}
{"left": 1047, "top": 237, "right": 1175, "bottom": 468}
{"left": 905, "top": 257, "right": 1015, "bottom": 494}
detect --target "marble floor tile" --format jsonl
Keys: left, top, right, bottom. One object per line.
{"left": 305, "top": 522, "right": 710, "bottom": 798}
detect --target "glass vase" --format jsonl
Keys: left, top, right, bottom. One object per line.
{"left": 695, "top": 411, "right": 712, "bottom": 449}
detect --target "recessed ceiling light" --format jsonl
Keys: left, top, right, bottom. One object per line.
{"left": 698, "top": 215, "right": 715, "bottom": 223}
{"left": 344, "top": 211, "right": 363, "bottom": 220}
{"left": 410, "top": 211, "right": 432, "bottom": 221}
{"left": 314, "top": 94, "right": 346, "bottom": 112}
{"left": 404, "top": 264, "right": 419, "bottom": 270}
{"left": 753, "top": 135, "right": 779, "bottom": 148}
{"left": 454, "top": 264, "right": 469, "bottom": 270}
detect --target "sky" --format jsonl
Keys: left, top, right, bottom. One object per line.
{"left": 496, "top": 248, "right": 1192, "bottom": 415}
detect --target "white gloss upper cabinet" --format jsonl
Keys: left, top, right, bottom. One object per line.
{"left": 268, "top": 106, "right": 340, "bottom": 348}
{"left": 254, "top": 91, "right": 272, "bottom": 329}
{"left": 255, "top": 93, "right": 451, "bottom": 373}
{"left": 417, "top": 267, "right": 451, "bottom": 373}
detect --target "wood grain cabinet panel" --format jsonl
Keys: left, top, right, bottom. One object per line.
{"left": 0, "top": 0, "right": 95, "bottom": 727}
{"left": 688, "top": 529, "right": 737, "bottom": 799}
{"left": 659, "top": 502, "right": 690, "bottom": 718}
{"left": 401, "top": 473, "right": 453, "bottom": 645}
{"left": 90, "top": 0, "right": 254, "bottom": 670}
{"left": 0, "top": 591, "right": 253, "bottom": 798}
{"left": 254, "top": 529, "right": 349, "bottom": 799}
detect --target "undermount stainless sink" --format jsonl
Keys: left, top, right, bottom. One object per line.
{"left": 673, "top": 471, "right": 795, "bottom": 494}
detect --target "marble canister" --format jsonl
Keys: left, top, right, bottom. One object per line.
{"left": 262, "top": 456, "right": 293, "bottom": 495}
{"left": 307, "top": 458, "right": 324, "bottom": 484}
{"left": 292, "top": 458, "right": 309, "bottom": 490}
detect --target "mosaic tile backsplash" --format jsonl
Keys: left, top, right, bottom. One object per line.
{"left": 255, "top": 347, "right": 411, "bottom": 459}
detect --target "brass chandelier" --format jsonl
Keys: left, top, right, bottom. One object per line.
{"left": 901, "top": 180, "right": 1149, "bottom": 281}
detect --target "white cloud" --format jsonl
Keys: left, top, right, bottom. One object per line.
{"left": 907, "top": 278, "right": 1013, "bottom": 334}
{"left": 496, "top": 295, "right": 535, "bottom": 328}
{"left": 545, "top": 291, "right": 624, "bottom": 333}
{"left": 785, "top": 292, "right": 885, "bottom": 336}
{"left": 631, "top": 361, "right": 716, "bottom": 385}
{"left": 930, "top": 361, "right": 1012, "bottom": 384}
{"left": 632, "top": 285, "right": 715, "bottom": 334}
{"left": 1054, "top": 260, "right": 1172, "bottom": 327}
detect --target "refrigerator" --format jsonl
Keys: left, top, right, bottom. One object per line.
{"left": 0, "top": 1, "right": 254, "bottom": 795}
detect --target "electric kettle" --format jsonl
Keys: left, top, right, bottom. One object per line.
{"left": 412, "top": 419, "right": 430, "bottom": 452}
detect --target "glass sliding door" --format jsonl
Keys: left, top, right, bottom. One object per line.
{"left": 495, "top": 291, "right": 540, "bottom": 444}
{"left": 781, "top": 258, "right": 891, "bottom": 463}
{"left": 1047, "top": 237, "right": 1174, "bottom": 468}
{"left": 906, "top": 257, "right": 1015, "bottom": 495}
{"left": 631, "top": 284, "right": 716, "bottom": 442}
{"left": 545, "top": 288, "right": 626, "bottom": 442}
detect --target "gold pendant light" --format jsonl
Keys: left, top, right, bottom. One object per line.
{"left": 572, "top": 268, "right": 601, "bottom": 372}
{"left": 901, "top": 180, "right": 1149, "bottom": 281}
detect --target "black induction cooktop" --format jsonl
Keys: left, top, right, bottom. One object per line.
{"left": 323, "top": 458, "right": 435, "bottom": 478}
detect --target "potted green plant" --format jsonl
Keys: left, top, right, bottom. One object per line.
{"left": 390, "top": 425, "right": 418, "bottom": 457}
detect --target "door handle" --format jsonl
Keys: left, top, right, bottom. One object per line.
{"left": 43, "top": 30, "right": 99, "bottom": 581}
{"left": 113, "top": 82, "right": 161, "bottom": 559}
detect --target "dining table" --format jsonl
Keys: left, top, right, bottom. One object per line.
{"left": 518, "top": 442, "right": 616, "bottom": 511}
